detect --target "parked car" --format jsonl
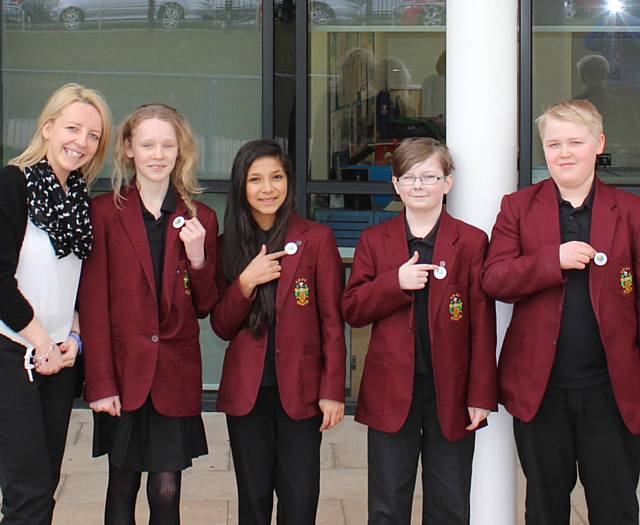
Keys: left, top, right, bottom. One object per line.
{"left": 209, "top": 0, "right": 364, "bottom": 26}
{"left": 49, "top": 0, "right": 213, "bottom": 30}
{"left": 368, "top": 0, "right": 445, "bottom": 26}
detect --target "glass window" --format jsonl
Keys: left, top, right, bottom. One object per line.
{"left": 308, "top": 2, "right": 445, "bottom": 254}
{"left": 532, "top": 0, "right": 640, "bottom": 184}
{"left": 2, "top": 1, "right": 262, "bottom": 180}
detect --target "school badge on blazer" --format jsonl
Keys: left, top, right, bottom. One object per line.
{"left": 449, "top": 293, "right": 463, "bottom": 321}
{"left": 620, "top": 267, "right": 633, "bottom": 295}
{"left": 294, "top": 278, "right": 310, "bottom": 306}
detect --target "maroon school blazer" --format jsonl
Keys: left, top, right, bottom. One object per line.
{"left": 342, "top": 210, "right": 497, "bottom": 441}
{"left": 482, "top": 177, "right": 640, "bottom": 434}
{"left": 211, "top": 213, "right": 346, "bottom": 420}
{"left": 79, "top": 186, "right": 218, "bottom": 417}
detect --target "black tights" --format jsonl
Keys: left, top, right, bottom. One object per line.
{"left": 105, "top": 463, "right": 182, "bottom": 525}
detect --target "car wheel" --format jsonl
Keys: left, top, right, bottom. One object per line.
{"left": 61, "top": 6, "right": 82, "bottom": 30}
{"left": 309, "top": 2, "right": 333, "bottom": 25}
{"left": 422, "top": 3, "right": 445, "bottom": 26}
{"left": 160, "top": 2, "right": 183, "bottom": 29}
{"left": 564, "top": 0, "right": 577, "bottom": 18}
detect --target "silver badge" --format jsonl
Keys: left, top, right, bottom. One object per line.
{"left": 594, "top": 252, "right": 607, "bottom": 267}
{"left": 284, "top": 242, "right": 298, "bottom": 255}
{"left": 434, "top": 261, "right": 447, "bottom": 280}
{"left": 172, "top": 216, "right": 185, "bottom": 229}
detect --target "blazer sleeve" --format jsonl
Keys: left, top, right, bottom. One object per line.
{"left": 79, "top": 201, "right": 119, "bottom": 403}
{"left": 467, "top": 232, "right": 498, "bottom": 411}
{"left": 188, "top": 206, "right": 219, "bottom": 317}
{"left": 209, "top": 236, "right": 255, "bottom": 341}
{"left": 0, "top": 166, "right": 34, "bottom": 332}
{"left": 342, "top": 230, "right": 412, "bottom": 327}
{"left": 315, "top": 227, "right": 347, "bottom": 403}
{"left": 481, "top": 194, "right": 565, "bottom": 303}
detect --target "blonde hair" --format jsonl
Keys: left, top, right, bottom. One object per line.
{"left": 112, "top": 104, "right": 202, "bottom": 216}
{"left": 10, "top": 83, "right": 112, "bottom": 184}
{"left": 536, "top": 99, "right": 603, "bottom": 140}
{"left": 392, "top": 137, "right": 455, "bottom": 178}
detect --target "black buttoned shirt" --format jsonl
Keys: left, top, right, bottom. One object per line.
{"left": 141, "top": 186, "right": 177, "bottom": 302}
{"left": 550, "top": 185, "right": 609, "bottom": 389}
{"left": 406, "top": 219, "right": 440, "bottom": 397}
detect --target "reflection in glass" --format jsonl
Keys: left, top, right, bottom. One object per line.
{"left": 309, "top": 21, "right": 445, "bottom": 182}
{"left": 2, "top": 1, "right": 262, "bottom": 180}
{"left": 532, "top": 1, "right": 640, "bottom": 184}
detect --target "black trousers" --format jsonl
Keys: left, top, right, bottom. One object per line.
{"left": 226, "top": 386, "right": 322, "bottom": 525}
{"left": 0, "top": 340, "right": 80, "bottom": 525}
{"left": 368, "top": 374, "right": 475, "bottom": 525}
{"left": 514, "top": 381, "right": 640, "bottom": 525}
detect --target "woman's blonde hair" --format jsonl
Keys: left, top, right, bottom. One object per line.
{"left": 10, "top": 83, "right": 112, "bottom": 184}
{"left": 112, "top": 103, "right": 202, "bottom": 216}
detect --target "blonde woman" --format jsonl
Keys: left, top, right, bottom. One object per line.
{"left": 79, "top": 104, "right": 218, "bottom": 525}
{"left": 0, "top": 83, "right": 111, "bottom": 524}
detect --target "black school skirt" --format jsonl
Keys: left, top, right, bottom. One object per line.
{"left": 92, "top": 396, "right": 208, "bottom": 472}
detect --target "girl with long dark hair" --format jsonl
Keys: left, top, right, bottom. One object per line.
{"left": 211, "top": 139, "right": 346, "bottom": 525}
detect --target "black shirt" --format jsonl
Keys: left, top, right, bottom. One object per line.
{"left": 140, "top": 186, "right": 177, "bottom": 302}
{"left": 550, "top": 185, "right": 609, "bottom": 388}
{"left": 258, "top": 228, "right": 278, "bottom": 387}
{"left": 406, "top": 219, "right": 439, "bottom": 395}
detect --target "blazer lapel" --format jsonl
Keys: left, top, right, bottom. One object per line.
{"left": 277, "top": 214, "right": 309, "bottom": 311}
{"left": 160, "top": 199, "right": 189, "bottom": 320}
{"left": 589, "top": 179, "right": 618, "bottom": 311}
{"left": 531, "top": 178, "right": 562, "bottom": 248}
{"left": 384, "top": 212, "right": 411, "bottom": 271}
{"left": 118, "top": 186, "right": 157, "bottom": 302}
{"left": 428, "top": 210, "right": 459, "bottom": 329}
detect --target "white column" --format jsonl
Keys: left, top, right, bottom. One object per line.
{"left": 446, "top": 2, "right": 518, "bottom": 525}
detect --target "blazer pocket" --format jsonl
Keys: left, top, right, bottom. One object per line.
{"left": 301, "top": 352, "right": 323, "bottom": 404}
{"left": 358, "top": 354, "right": 387, "bottom": 419}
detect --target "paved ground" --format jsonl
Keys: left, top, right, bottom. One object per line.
{"left": 3, "top": 410, "right": 594, "bottom": 524}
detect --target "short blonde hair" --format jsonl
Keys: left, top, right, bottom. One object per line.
{"left": 10, "top": 83, "right": 112, "bottom": 184}
{"left": 112, "top": 103, "right": 202, "bottom": 216}
{"left": 536, "top": 99, "right": 603, "bottom": 140}
{"left": 392, "top": 137, "right": 455, "bottom": 178}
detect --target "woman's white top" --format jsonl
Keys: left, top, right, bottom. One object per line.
{"left": 0, "top": 219, "right": 81, "bottom": 350}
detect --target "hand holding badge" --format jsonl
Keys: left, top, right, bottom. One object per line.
{"left": 176, "top": 215, "right": 206, "bottom": 270}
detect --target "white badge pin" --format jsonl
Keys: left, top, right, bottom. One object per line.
{"left": 594, "top": 252, "right": 607, "bottom": 267}
{"left": 285, "top": 241, "right": 299, "bottom": 256}
{"left": 172, "top": 216, "right": 185, "bottom": 229}
{"left": 434, "top": 261, "right": 447, "bottom": 280}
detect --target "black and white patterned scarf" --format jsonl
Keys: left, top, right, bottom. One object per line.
{"left": 24, "top": 159, "right": 92, "bottom": 259}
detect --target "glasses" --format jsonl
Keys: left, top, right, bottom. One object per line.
{"left": 396, "top": 174, "right": 447, "bottom": 186}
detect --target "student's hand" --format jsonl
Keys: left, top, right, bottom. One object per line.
{"left": 179, "top": 217, "right": 207, "bottom": 270}
{"left": 466, "top": 407, "right": 490, "bottom": 430}
{"left": 238, "top": 244, "right": 288, "bottom": 298}
{"left": 559, "top": 241, "right": 596, "bottom": 270}
{"left": 90, "top": 396, "right": 122, "bottom": 417}
{"left": 59, "top": 336, "right": 79, "bottom": 368}
{"left": 319, "top": 399, "right": 345, "bottom": 431}
{"left": 34, "top": 342, "right": 64, "bottom": 375}
{"left": 398, "top": 251, "right": 440, "bottom": 290}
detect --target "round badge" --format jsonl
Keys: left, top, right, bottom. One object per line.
{"left": 594, "top": 252, "right": 607, "bottom": 267}
{"left": 434, "top": 266, "right": 447, "bottom": 280}
{"left": 172, "top": 216, "right": 185, "bottom": 229}
{"left": 284, "top": 242, "right": 298, "bottom": 255}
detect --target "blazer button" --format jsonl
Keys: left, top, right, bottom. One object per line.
{"left": 275, "top": 348, "right": 281, "bottom": 354}
{"left": 151, "top": 335, "right": 159, "bottom": 343}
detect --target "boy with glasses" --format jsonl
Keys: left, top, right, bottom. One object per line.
{"left": 482, "top": 99, "right": 640, "bottom": 525}
{"left": 342, "top": 137, "right": 497, "bottom": 524}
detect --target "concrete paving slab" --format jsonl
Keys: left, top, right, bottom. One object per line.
{"left": 333, "top": 441, "right": 367, "bottom": 469}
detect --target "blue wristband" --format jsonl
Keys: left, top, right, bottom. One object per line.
{"left": 69, "top": 331, "right": 83, "bottom": 355}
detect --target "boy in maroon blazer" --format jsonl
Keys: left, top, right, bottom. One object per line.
{"left": 342, "top": 138, "right": 497, "bottom": 525}
{"left": 482, "top": 99, "right": 640, "bottom": 525}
